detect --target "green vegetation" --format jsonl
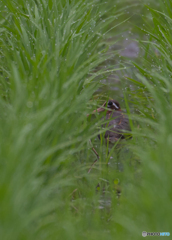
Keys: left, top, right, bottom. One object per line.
{"left": 0, "top": 0, "right": 171, "bottom": 239}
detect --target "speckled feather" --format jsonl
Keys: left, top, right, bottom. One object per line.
{"left": 98, "top": 100, "right": 131, "bottom": 143}
{"left": 98, "top": 110, "right": 131, "bottom": 144}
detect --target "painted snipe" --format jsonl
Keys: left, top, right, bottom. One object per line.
{"left": 88, "top": 100, "right": 131, "bottom": 173}
{"left": 97, "top": 99, "right": 131, "bottom": 144}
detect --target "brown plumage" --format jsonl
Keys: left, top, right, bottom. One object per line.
{"left": 97, "top": 100, "right": 131, "bottom": 144}
{"left": 87, "top": 100, "right": 131, "bottom": 173}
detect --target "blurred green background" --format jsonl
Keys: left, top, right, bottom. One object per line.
{"left": 0, "top": 0, "right": 171, "bottom": 239}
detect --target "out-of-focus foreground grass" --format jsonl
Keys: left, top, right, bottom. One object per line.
{"left": 0, "top": 0, "right": 171, "bottom": 239}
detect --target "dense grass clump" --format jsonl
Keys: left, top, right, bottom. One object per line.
{"left": 0, "top": 0, "right": 171, "bottom": 239}
{"left": 0, "top": 0, "right": 124, "bottom": 239}
{"left": 122, "top": 0, "right": 172, "bottom": 237}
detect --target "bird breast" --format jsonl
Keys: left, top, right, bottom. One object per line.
{"left": 101, "top": 111, "right": 131, "bottom": 141}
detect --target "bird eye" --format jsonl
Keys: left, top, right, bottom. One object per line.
{"left": 108, "top": 101, "right": 112, "bottom": 105}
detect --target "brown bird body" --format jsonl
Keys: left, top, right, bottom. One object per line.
{"left": 87, "top": 100, "right": 131, "bottom": 173}
{"left": 97, "top": 100, "right": 131, "bottom": 145}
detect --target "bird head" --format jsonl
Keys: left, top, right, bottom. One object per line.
{"left": 107, "top": 100, "right": 121, "bottom": 111}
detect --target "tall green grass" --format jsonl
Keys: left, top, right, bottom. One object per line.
{"left": 0, "top": 0, "right": 126, "bottom": 239}
{"left": 122, "top": 0, "right": 172, "bottom": 237}
{"left": 0, "top": 0, "right": 171, "bottom": 239}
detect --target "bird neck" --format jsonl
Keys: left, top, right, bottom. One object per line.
{"left": 107, "top": 109, "right": 121, "bottom": 114}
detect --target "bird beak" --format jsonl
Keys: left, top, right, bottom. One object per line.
{"left": 87, "top": 101, "right": 106, "bottom": 117}
{"left": 96, "top": 107, "right": 105, "bottom": 113}
{"left": 96, "top": 101, "right": 106, "bottom": 113}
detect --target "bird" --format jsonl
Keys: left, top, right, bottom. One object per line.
{"left": 97, "top": 100, "right": 131, "bottom": 145}
{"left": 87, "top": 100, "right": 131, "bottom": 173}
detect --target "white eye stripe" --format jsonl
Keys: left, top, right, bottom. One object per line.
{"left": 112, "top": 102, "right": 119, "bottom": 109}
